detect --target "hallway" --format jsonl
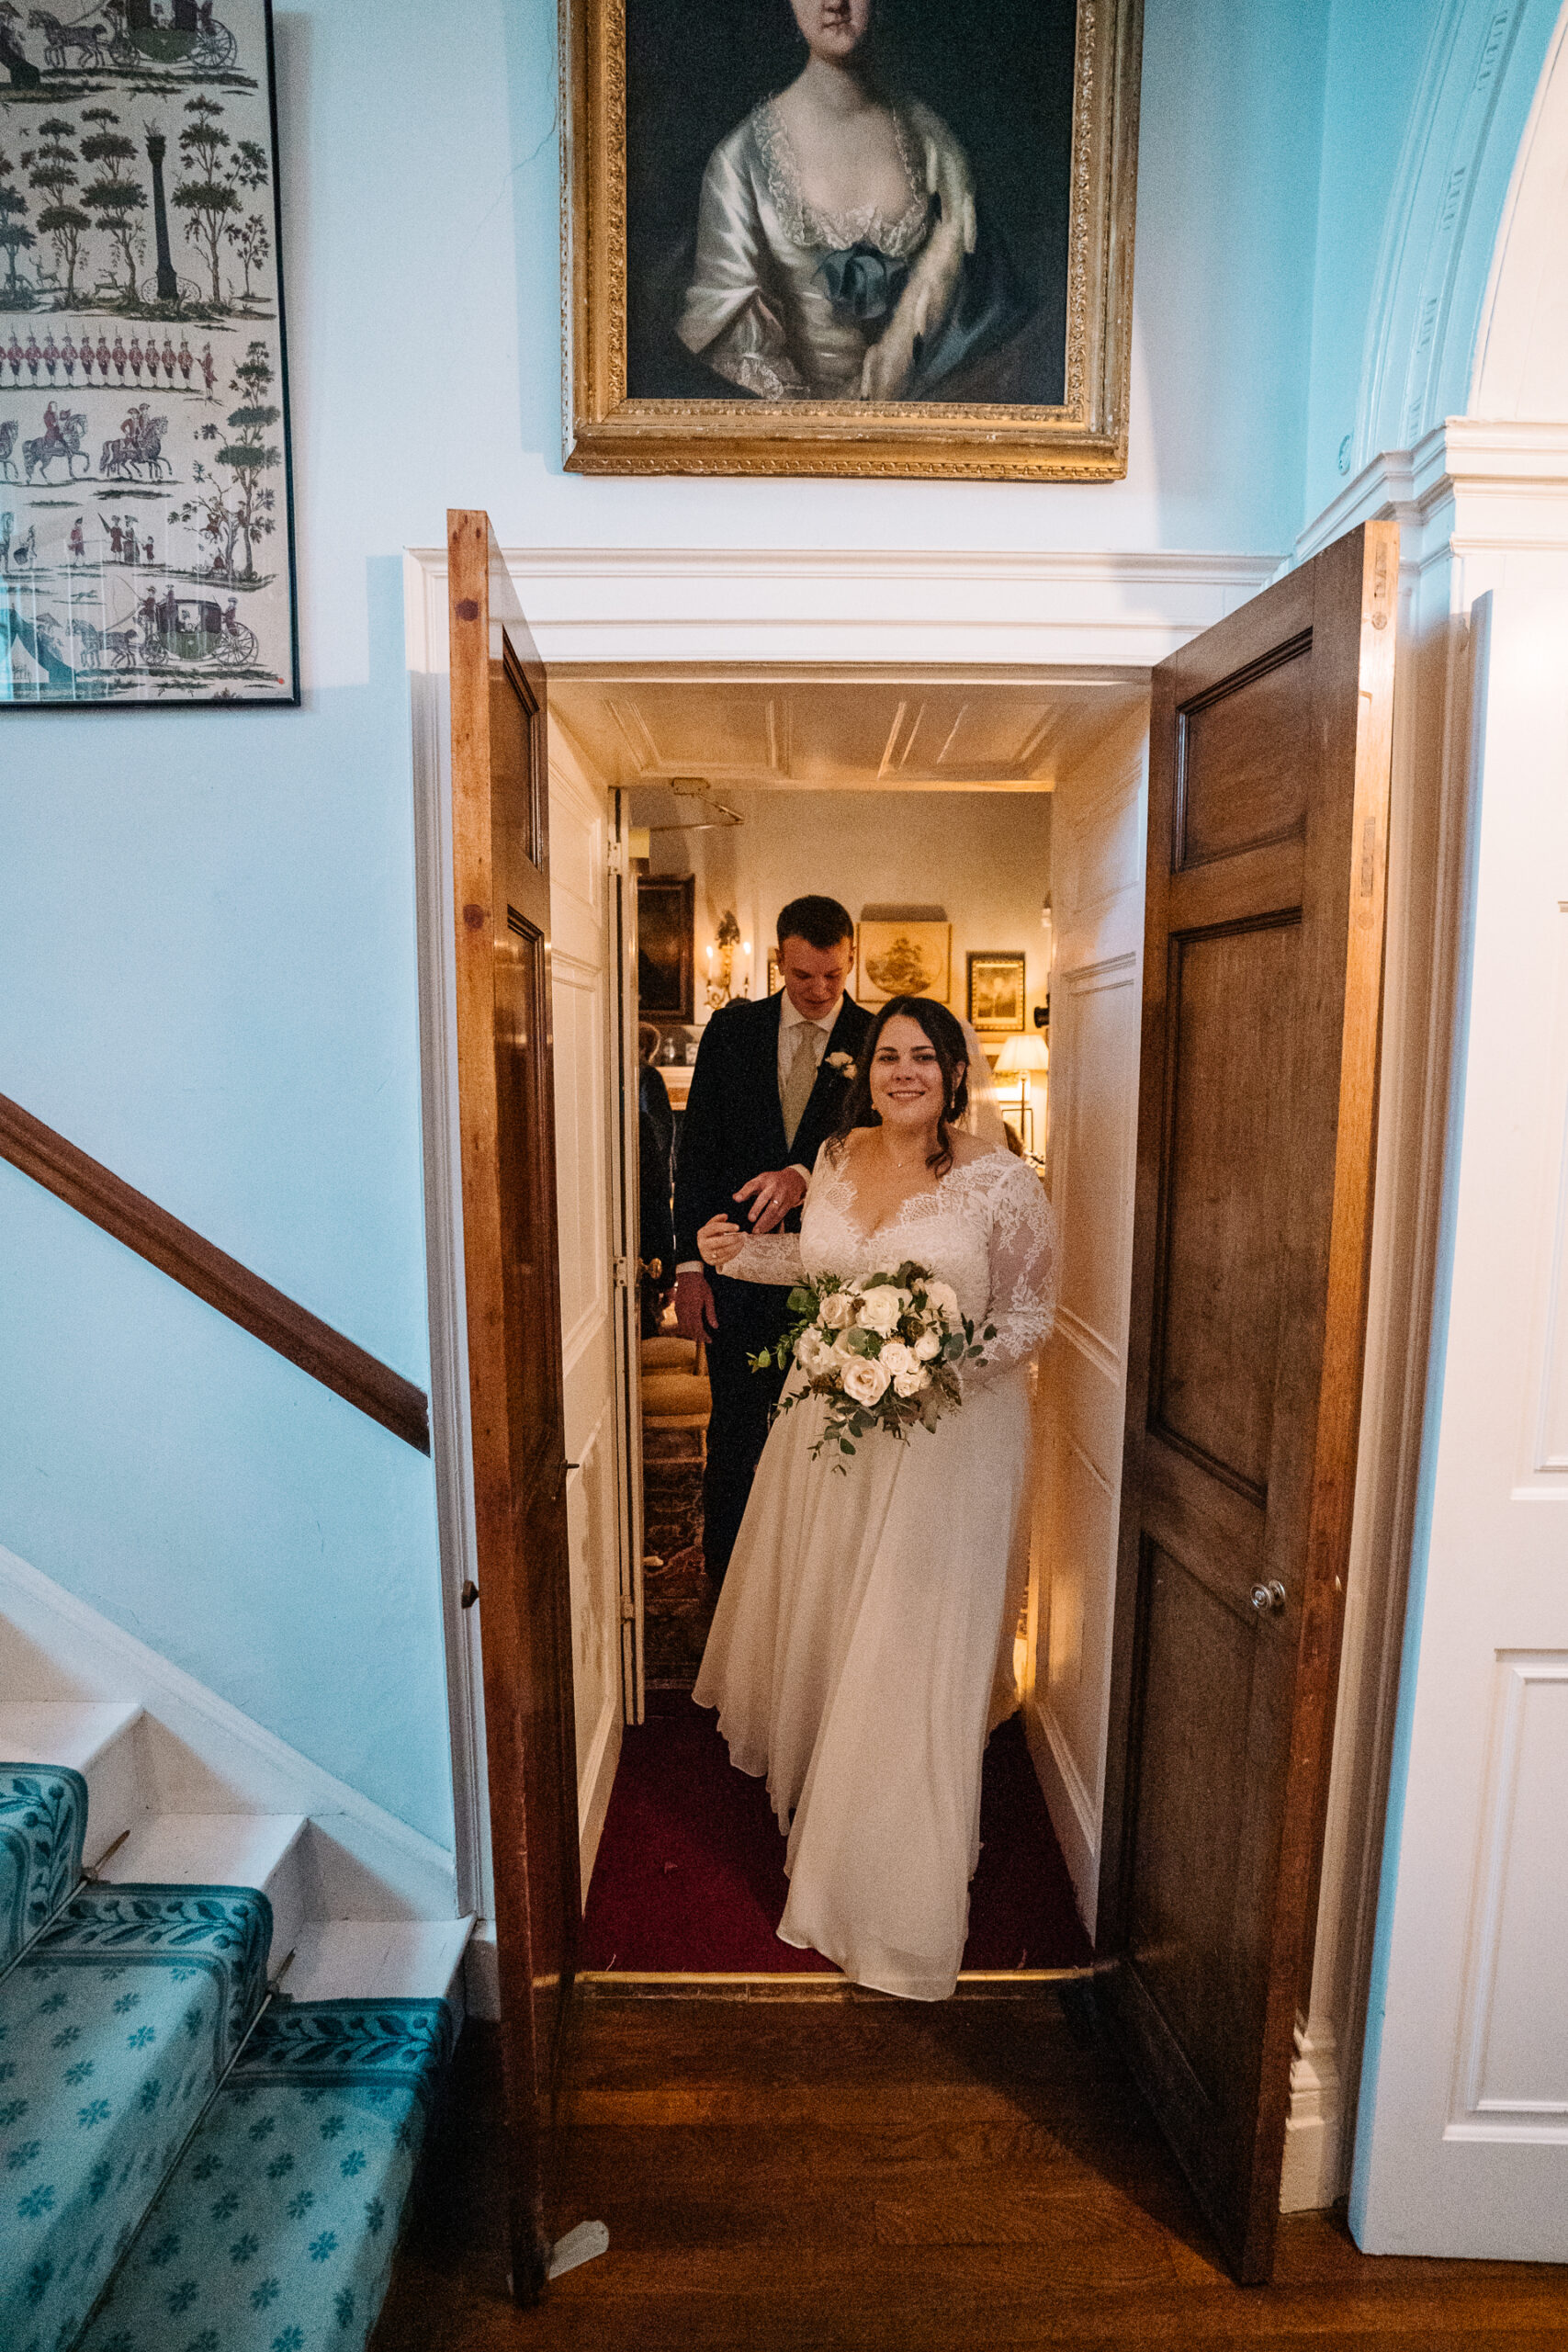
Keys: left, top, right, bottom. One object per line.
{"left": 374, "top": 1999, "right": 1568, "bottom": 2348}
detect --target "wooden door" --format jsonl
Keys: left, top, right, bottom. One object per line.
{"left": 1100, "top": 521, "right": 1397, "bottom": 2282}
{"left": 447, "top": 509, "right": 581, "bottom": 2302}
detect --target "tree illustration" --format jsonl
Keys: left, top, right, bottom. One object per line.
{"left": 173, "top": 96, "right": 234, "bottom": 301}
{"left": 224, "top": 209, "right": 269, "bottom": 301}
{"left": 28, "top": 117, "right": 90, "bottom": 300}
{"left": 173, "top": 96, "right": 258, "bottom": 306}
{"left": 216, "top": 338, "right": 280, "bottom": 579}
{"left": 80, "top": 108, "right": 146, "bottom": 298}
{"left": 0, "top": 142, "right": 34, "bottom": 294}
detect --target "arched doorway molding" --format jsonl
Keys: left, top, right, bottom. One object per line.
{"left": 1354, "top": 0, "right": 1565, "bottom": 473}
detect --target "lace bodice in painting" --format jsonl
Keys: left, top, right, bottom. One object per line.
{"left": 725, "top": 1145, "right": 1057, "bottom": 1384}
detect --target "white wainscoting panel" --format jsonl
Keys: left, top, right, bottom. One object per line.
{"left": 1451, "top": 1654, "right": 1568, "bottom": 2135}
{"left": 1029, "top": 714, "right": 1147, "bottom": 1937}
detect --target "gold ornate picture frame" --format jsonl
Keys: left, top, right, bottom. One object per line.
{"left": 563, "top": 0, "right": 1143, "bottom": 481}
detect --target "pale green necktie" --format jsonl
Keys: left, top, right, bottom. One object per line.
{"left": 781, "top": 1022, "right": 820, "bottom": 1148}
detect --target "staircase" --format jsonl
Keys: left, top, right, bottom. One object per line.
{"left": 0, "top": 1702, "right": 469, "bottom": 2352}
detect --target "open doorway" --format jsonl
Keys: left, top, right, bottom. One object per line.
{"left": 547, "top": 670, "right": 1148, "bottom": 1985}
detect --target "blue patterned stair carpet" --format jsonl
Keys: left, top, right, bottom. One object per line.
{"left": 0, "top": 1883, "right": 271, "bottom": 2352}
{"left": 0, "top": 1764, "right": 88, "bottom": 1976}
{"left": 75, "top": 1997, "right": 454, "bottom": 2352}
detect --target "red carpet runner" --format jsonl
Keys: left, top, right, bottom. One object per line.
{"left": 581, "top": 1691, "right": 1093, "bottom": 1974}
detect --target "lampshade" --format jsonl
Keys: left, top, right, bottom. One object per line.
{"left": 994, "top": 1032, "right": 1049, "bottom": 1077}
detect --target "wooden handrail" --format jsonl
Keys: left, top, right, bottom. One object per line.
{"left": 0, "top": 1092, "right": 430, "bottom": 1454}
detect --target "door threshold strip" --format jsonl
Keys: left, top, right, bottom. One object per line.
{"left": 575, "top": 1965, "right": 1101, "bottom": 2002}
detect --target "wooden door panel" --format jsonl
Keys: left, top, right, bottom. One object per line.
{"left": 448, "top": 511, "right": 580, "bottom": 2305}
{"left": 1156, "top": 918, "right": 1301, "bottom": 1498}
{"left": 1127, "top": 1543, "right": 1258, "bottom": 2081}
{"left": 1102, "top": 521, "right": 1397, "bottom": 2282}
{"left": 1177, "top": 637, "right": 1313, "bottom": 869}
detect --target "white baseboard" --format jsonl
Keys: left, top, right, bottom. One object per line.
{"left": 0, "top": 1544, "right": 458, "bottom": 1925}
{"left": 578, "top": 1691, "right": 622, "bottom": 1897}
{"left": 1280, "top": 2022, "right": 1345, "bottom": 2212}
{"left": 1023, "top": 1695, "right": 1100, "bottom": 1941}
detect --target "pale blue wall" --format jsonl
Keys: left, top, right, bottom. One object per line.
{"left": 0, "top": 0, "right": 1547, "bottom": 1847}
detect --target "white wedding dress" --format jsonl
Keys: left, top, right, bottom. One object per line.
{"left": 693, "top": 1142, "right": 1058, "bottom": 2000}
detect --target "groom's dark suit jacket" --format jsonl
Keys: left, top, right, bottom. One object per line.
{"left": 673, "top": 989, "right": 873, "bottom": 1579}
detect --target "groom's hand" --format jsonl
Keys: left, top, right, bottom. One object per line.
{"left": 734, "top": 1166, "right": 807, "bottom": 1235}
{"left": 674, "top": 1268, "right": 718, "bottom": 1341}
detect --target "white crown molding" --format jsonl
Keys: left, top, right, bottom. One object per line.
{"left": 0, "top": 1544, "right": 459, "bottom": 1924}
{"left": 403, "top": 546, "right": 1280, "bottom": 674}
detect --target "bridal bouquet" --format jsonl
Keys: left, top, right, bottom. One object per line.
{"left": 750, "top": 1260, "right": 996, "bottom": 1466}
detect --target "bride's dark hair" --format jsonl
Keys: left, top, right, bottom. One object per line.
{"left": 833, "top": 995, "right": 970, "bottom": 1177}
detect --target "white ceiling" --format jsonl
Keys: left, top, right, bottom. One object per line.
{"left": 549, "top": 673, "right": 1147, "bottom": 794}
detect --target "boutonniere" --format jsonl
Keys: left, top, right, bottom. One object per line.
{"left": 826, "top": 1052, "right": 857, "bottom": 1081}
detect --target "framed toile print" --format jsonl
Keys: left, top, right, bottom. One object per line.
{"left": 966, "top": 950, "right": 1027, "bottom": 1035}
{"left": 0, "top": 0, "right": 297, "bottom": 706}
{"left": 564, "top": 0, "right": 1143, "bottom": 481}
{"left": 857, "top": 919, "right": 950, "bottom": 1005}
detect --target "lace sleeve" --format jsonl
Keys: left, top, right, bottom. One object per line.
{"left": 723, "top": 1231, "right": 806, "bottom": 1287}
{"left": 969, "top": 1159, "right": 1058, "bottom": 1385}
{"left": 722, "top": 1142, "right": 831, "bottom": 1287}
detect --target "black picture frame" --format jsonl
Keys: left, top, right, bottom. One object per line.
{"left": 0, "top": 0, "right": 299, "bottom": 708}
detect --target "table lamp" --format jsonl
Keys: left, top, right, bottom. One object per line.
{"left": 993, "top": 1031, "right": 1049, "bottom": 1152}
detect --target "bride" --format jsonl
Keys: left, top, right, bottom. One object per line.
{"left": 693, "top": 996, "right": 1057, "bottom": 1999}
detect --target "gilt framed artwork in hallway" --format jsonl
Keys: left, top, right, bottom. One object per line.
{"left": 565, "top": 0, "right": 1143, "bottom": 479}
{"left": 0, "top": 0, "right": 298, "bottom": 705}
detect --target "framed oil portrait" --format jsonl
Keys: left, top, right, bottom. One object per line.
{"left": 564, "top": 0, "right": 1143, "bottom": 481}
{"left": 966, "top": 950, "right": 1027, "bottom": 1035}
{"left": 858, "top": 919, "right": 950, "bottom": 1005}
{"left": 0, "top": 0, "right": 298, "bottom": 707}
{"left": 637, "top": 874, "right": 696, "bottom": 1017}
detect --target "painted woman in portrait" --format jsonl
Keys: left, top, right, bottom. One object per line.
{"left": 675, "top": 0, "right": 1027, "bottom": 402}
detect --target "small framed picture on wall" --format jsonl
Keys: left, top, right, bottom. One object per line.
{"left": 967, "top": 951, "right": 1028, "bottom": 1035}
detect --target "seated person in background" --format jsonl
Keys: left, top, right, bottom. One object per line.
{"left": 639, "top": 1023, "right": 677, "bottom": 1336}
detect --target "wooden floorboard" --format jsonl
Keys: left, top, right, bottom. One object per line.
{"left": 373, "top": 1996, "right": 1568, "bottom": 2350}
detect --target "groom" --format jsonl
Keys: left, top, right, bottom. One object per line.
{"left": 674, "top": 895, "right": 872, "bottom": 1586}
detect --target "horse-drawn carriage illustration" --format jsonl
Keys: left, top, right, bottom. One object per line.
{"left": 20, "top": 0, "right": 236, "bottom": 71}
{"left": 139, "top": 586, "right": 256, "bottom": 667}
{"left": 106, "top": 0, "right": 237, "bottom": 70}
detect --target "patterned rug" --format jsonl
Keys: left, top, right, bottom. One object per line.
{"left": 641, "top": 1431, "right": 715, "bottom": 1690}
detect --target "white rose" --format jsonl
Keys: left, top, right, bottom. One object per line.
{"left": 912, "top": 1331, "right": 941, "bottom": 1361}
{"left": 893, "top": 1366, "right": 930, "bottom": 1398}
{"left": 795, "top": 1329, "right": 831, "bottom": 1375}
{"left": 841, "top": 1356, "right": 891, "bottom": 1407}
{"left": 819, "top": 1288, "right": 860, "bottom": 1330}
{"left": 923, "top": 1280, "right": 961, "bottom": 1323}
{"left": 879, "top": 1341, "right": 917, "bottom": 1379}
{"left": 859, "top": 1285, "right": 908, "bottom": 1336}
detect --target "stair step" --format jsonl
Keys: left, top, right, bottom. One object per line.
{"left": 282, "top": 1917, "right": 475, "bottom": 2007}
{"left": 75, "top": 1997, "right": 455, "bottom": 2352}
{"left": 98, "top": 1814, "right": 308, "bottom": 1973}
{"left": 0, "top": 1882, "right": 271, "bottom": 2352}
{"left": 0, "top": 1701, "right": 145, "bottom": 1867}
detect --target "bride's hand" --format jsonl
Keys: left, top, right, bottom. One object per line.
{"left": 698, "top": 1214, "right": 744, "bottom": 1268}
